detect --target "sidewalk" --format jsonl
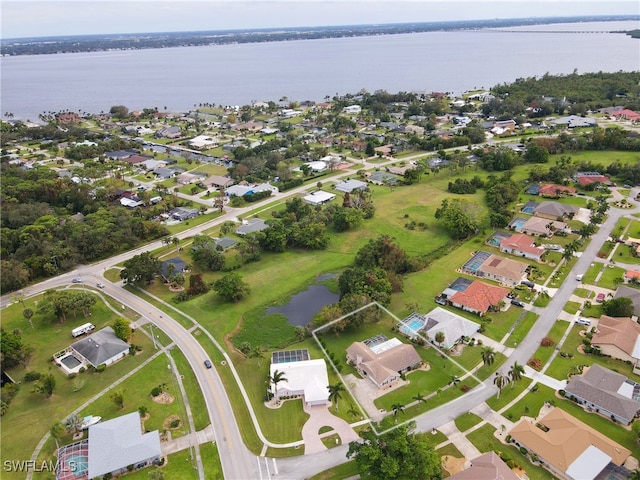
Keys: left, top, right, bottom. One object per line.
{"left": 162, "top": 425, "right": 215, "bottom": 455}
{"left": 437, "top": 421, "right": 481, "bottom": 467}
{"left": 522, "top": 365, "right": 566, "bottom": 390}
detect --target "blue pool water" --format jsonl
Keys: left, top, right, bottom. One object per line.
{"left": 510, "top": 217, "right": 527, "bottom": 231}
{"left": 401, "top": 318, "right": 424, "bottom": 335}
{"left": 66, "top": 453, "right": 88, "bottom": 475}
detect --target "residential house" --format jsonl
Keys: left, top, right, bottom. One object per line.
{"left": 520, "top": 217, "right": 568, "bottom": 237}
{"left": 177, "top": 172, "right": 204, "bottom": 185}
{"left": 614, "top": 286, "right": 640, "bottom": 316}
{"left": 188, "top": 135, "right": 220, "bottom": 149}
{"left": 346, "top": 337, "right": 421, "bottom": 389}
{"left": 269, "top": 353, "right": 329, "bottom": 406}
{"left": 509, "top": 408, "right": 630, "bottom": 480}
{"left": 447, "top": 452, "right": 520, "bottom": 480}
{"left": 624, "top": 270, "right": 640, "bottom": 284}
{"left": 552, "top": 115, "right": 597, "bottom": 128}
{"left": 611, "top": 109, "right": 640, "bottom": 123}
{"left": 366, "top": 171, "right": 400, "bottom": 185}
{"left": 499, "top": 233, "right": 545, "bottom": 261}
{"left": 203, "top": 175, "right": 235, "bottom": 189}
{"left": 303, "top": 191, "right": 336, "bottom": 206}
{"left": 170, "top": 206, "right": 199, "bottom": 221}
{"left": 343, "top": 105, "right": 362, "bottom": 115}
{"left": 155, "top": 126, "right": 182, "bottom": 139}
{"left": 461, "top": 251, "right": 528, "bottom": 287}
{"left": 538, "top": 184, "right": 576, "bottom": 198}
{"left": 400, "top": 307, "right": 480, "bottom": 349}
{"left": 236, "top": 218, "right": 269, "bottom": 235}
{"left": 591, "top": 315, "right": 640, "bottom": 369}
{"left": 445, "top": 280, "right": 509, "bottom": 316}
{"left": 533, "top": 201, "right": 577, "bottom": 221}
{"left": 153, "top": 167, "right": 176, "bottom": 180}
{"left": 88, "top": 412, "right": 161, "bottom": 479}
{"left": 575, "top": 171, "right": 613, "bottom": 187}
{"left": 160, "top": 257, "right": 187, "bottom": 281}
{"left": 388, "top": 163, "right": 417, "bottom": 175}
{"left": 119, "top": 193, "right": 143, "bottom": 208}
{"left": 564, "top": 364, "right": 640, "bottom": 425}
{"left": 122, "top": 154, "right": 152, "bottom": 165}
{"left": 334, "top": 179, "right": 367, "bottom": 193}
{"left": 105, "top": 150, "right": 136, "bottom": 160}
{"left": 141, "top": 159, "right": 164, "bottom": 171}
{"left": 70, "top": 327, "right": 129, "bottom": 368}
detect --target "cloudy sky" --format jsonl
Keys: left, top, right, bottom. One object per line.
{"left": 2, "top": 0, "right": 638, "bottom": 39}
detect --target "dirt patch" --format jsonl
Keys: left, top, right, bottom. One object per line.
{"left": 163, "top": 415, "right": 182, "bottom": 430}
{"left": 577, "top": 344, "right": 586, "bottom": 354}
{"left": 512, "top": 466, "right": 527, "bottom": 478}
{"left": 442, "top": 455, "right": 465, "bottom": 476}
{"left": 168, "top": 285, "right": 185, "bottom": 292}
{"left": 152, "top": 392, "right": 175, "bottom": 404}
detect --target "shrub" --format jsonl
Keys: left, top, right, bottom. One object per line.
{"left": 519, "top": 446, "right": 528, "bottom": 455}
{"left": 79, "top": 367, "right": 86, "bottom": 373}
{"left": 505, "top": 434, "right": 512, "bottom": 443}
{"left": 540, "top": 337, "right": 554, "bottom": 347}
{"left": 95, "top": 364, "right": 106, "bottom": 373}
{"left": 150, "top": 387, "right": 162, "bottom": 397}
{"left": 23, "top": 371, "right": 42, "bottom": 382}
{"left": 527, "top": 358, "right": 543, "bottom": 371}
{"left": 67, "top": 373, "right": 77, "bottom": 379}
{"left": 169, "top": 418, "right": 180, "bottom": 428}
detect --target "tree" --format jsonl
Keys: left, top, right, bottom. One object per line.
{"left": 434, "top": 198, "right": 483, "bottom": 240}
{"left": 434, "top": 331, "right": 445, "bottom": 348}
{"left": 508, "top": 361, "right": 525, "bottom": 388}
{"left": 602, "top": 297, "right": 634, "bottom": 317}
{"left": 65, "top": 413, "right": 83, "bottom": 436}
{"left": 112, "top": 318, "right": 132, "bottom": 342}
{"left": 34, "top": 373, "right": 56, "bottom": 398}
{"left": 213, "top": 273, "right": 251, "bottom": 302}
{"left": 269, "top": 369, "right": 287, "bottom": 402}
{"left": 347, "top": 404, "right": 361, "bottom": 419}
{"left": 481, "top": 347, "right": 495, "bottom": 367}
{"left": 347, "top": 421, "right": 441, "bottom": 479}
{"left": 191, "top": 236, "right": 226, "bottom": 271}
{"left": 391, "top": 402, "right": 405, "bottom": 417}
{"left": 412, "top": 392, "right": 427, "bottom": 404}
{"left": 213, "top": 196, "right": 225, "bottom": 213}
{"left": 187, "top": 272, "right": 209, "bottom": 296}
{"left": 110, "top": 389, "right": 125, "bottom": 409}
{"left": 50, "top": 421, "right": 65, "bottom": 450}
{"left": 148, "top": 469, "right": 165, "bottom": 480}
{"left": 493, "top": 371, "right": 510, "bottom": 399}
{"left": 0, "top": 328, "right": 32, "bottom": 368}
{"left": 328, "top": 382, "right": 346, "bottom": 411}
{"left": 22, "top": 308, "right": 34, "bottom": 329}
{"left": 120, "top": 252, "right": 161, "bottom": 286}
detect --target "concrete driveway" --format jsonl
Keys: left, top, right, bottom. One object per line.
{"left": 301, "top": 404, "right": 360, "bottom": 455}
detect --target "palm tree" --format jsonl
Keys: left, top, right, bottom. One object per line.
{"left": 493, "top": 371, "right": 510, "bottom": 399}
{"left": 269, "top": 370, "right": 287, "bottom": 402}
{"left": 391, "top": 403, "right": 405, "bottom": 418}
{"left": 435, "top": 331, "right": 446, "bottom": 348}
{"left": 508, "top": 362, "right": 525, "bottom": 388}
{"left": 328, "top": 382, "right": 346, "bottom": 412}
{"left": 65, "top": 413, "right": 83, "bottom": 436}
{"left": 23, "top": 308, "right": 34, "bottom": 329}
{"left": 50, "top": 421, "right": 65, "bottom": 451}
{"left": 347, "top": 404, "right": 360, "bottom": 420}
{"left": 412, "top": 392, "right": 427, "bottom": 404}
{"left": 481, "top": 347, "right": 496, "bottom": 367}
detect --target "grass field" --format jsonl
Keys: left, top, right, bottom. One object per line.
{"left": 503, "top": 384, "right": 555, "bottom": 421}
{"left": 505, "top": 312, "right": 538, "bottom": 348}
{"left": 454, "top": 412, "right": 482, "bottom": 432}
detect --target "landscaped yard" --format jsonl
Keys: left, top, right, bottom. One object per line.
{"left": 454, "top": 412, "right": 482, "bottom": 432}
{"left": 505, "top": 312, "right": 538, "bottom": 348}
{"left": 529, "top": 321, "right": 568, "bottom": 368}
{"left": 563, "top": 301, "right": 581, "bottom": 315}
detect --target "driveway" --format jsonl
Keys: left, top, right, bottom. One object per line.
{"left": 301, "top": 404, "right": 360, "bottom": 455}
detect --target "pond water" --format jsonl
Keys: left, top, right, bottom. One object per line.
{"left": 267, "top": 282, "right": 339, "bottom": 327}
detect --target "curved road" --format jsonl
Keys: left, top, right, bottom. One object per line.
{"left": 5, "top": 169, "right": 638, "bottom": 479}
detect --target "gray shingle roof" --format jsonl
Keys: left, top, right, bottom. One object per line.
{"left": 71, "top": 327, "right": 129, "bottom": 367}
{"left": 88, "top": 412, "right": 161, "bottom": 478}
{"left": 565, "top": 364, "right": 640, "bottom": 424}
{"left": 235, "top": 218, "right": 269, "bottom": 235}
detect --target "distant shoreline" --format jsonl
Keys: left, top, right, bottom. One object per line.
{"left": 1, "top": 14, "right": 638, "bottom": 57}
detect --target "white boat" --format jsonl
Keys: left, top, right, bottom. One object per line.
{"left": 81, "top": 415, "right": 102, "bottom": 430}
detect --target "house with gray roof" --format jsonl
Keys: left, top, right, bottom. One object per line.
{"left": 154, "top": 167, "right": 176, "bottom": 180}
{"left": 334, "top": 179, "right": 367, "bottom": 193}
{"left": 214, "top": 237, "right": 238, "bottom": 251}
{"left": 564, "top": 364, "right": 640, "bottom": 425}
{"left": 71, "top": 327, "right": 129, "bottom": 368}
{"left": 366, "top": 171, "right": 400, "bottom": 186}
{"left": 614, "top": 286, "right": 640, "bottom": 317}
{"left": 88, "top": 411, "right": 161, "bottom": 479}
{"left": 533, "top": 201, "right": 578, "bottom": 221}
{"left": 236, "top": 218, "right": 269, "bottom": 235}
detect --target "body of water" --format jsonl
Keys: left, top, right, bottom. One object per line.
{"left": 1, "top": 21, "right": 638, "bottom": 121}
{"left": 267, "top": 284, "right": 339, "bottom": 327}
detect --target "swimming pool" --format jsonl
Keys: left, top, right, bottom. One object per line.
{"left": 60, "top": 354, "right": 81, "bottom": 369}
{"left": 400, "top": 318, "right": 424, "bottom": 335}
{"left": 66, "top": 453, "right": 88, "bottom": 475}
{"left": 509, "top": 217, "right": 527, "bottom": 231}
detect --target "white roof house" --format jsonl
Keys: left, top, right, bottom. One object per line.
{"left": 303, "top": 191, "right": 336, "bottom": 206}
{"left": 88, "top": 412, "right": 161, "bottom": 479}
{"left": 334, "top": 179, "right": 367, "bottom": 193}
{"left": 188, "top": 135, "right": 220, "bottom": 148}
{"left": 306, "top": 161, "right": 327, "bottom": 172}
{"left": 423, "top": 307, "right": 480, "bottom": 348}
{"left": 269, "top": 359, "right": 329, "bottom": 406}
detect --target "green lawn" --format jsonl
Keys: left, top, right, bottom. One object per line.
{"left": 573, "top": 288, "right": 592, "bottom": 299}
{"left": 614, "top": 243, "right": 640, "bottom": 265}
{"left": 485, "top": 378, "right": 533, "bottom": 411}
{"left": 466, "top": 424, "right": 555, "bottom": 480}
{"left": 307, "top": 460, "right": 359, "bottom": 480}
{"left": 503, "top": 384, "right": 556, "bottom": 422}
{"left": 1, "top": 294, "right": 156, "bottom": 480}
{"left": 563, "top": 301, "right": 581, "bottom": 315}
{"left": 454, "top": 412, "right": 483, "bottom": 432}
{"left": 530, "top": 321, "right": 568, "bottom": 367}
{"left": 505, "top": 312, "right": 538, "bottom": 348}
{"left": 171, "top": 348, "right": 211, "bottom": 431}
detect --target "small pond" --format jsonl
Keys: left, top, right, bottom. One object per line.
{"left": 267, "top": 281, "right": 339, "bottom": 327}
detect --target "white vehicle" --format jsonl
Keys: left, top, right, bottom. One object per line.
{"left": 575, "top": 274, "right": 583, "bottom": 281}
{"left": 71, "top": 322, "right": 95, "bottom": 337}
{"left": 576, "top": 317, "right": 591, "bottom": 326}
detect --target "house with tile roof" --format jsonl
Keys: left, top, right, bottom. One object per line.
{"left": 624, "top": 270, "right": 640, "bottom": 284}
{"left": 520, "top": 217, "right": 568, "bottom": 237}
{"left": 499, "top": 233, "right": 545, "bottom": 261}
{"left": 468, "top": 253, "right": 528, "bottom": 287}
{"left": 591, "top": 315, "right": 640, "bottom": 368}
{"left": 448, "top": 452, "right": 519, "bottom": 480}
{"left": 346, "top": 338, "right": 422, "bottom": 389}
{"left": 575, "top": 171, "right": 613, "bottom": 186}
{"left": 88, "top": 412, "right": 161, "bottom": 479}
{"left": 564, "top": 364, "right": 640, "bottom": 425}
{"left": 538, "top": 184, "right": 576, "bottom": 198}
{"left": 509, "top": 408, "right": 630, "bottom": 480}
{"left": 448, "top": 280, "right": 509, "bottom": 316}
{"left": 203, "top": 175, "right": 235, "bottom": 189}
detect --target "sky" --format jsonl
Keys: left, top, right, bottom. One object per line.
{"left": 1, "top": 0, "right": 639, "bottom": 39}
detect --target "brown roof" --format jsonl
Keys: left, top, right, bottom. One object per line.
{"left": 521, "top": 216, "right": 567, "bottom": 236}
{"left": 448, "top": 452, "right": 519, "bottom": 480}
{"left": 510, "top": 408, "right": 630, "bottom": 474}
{"left": 203, "top": 175, "right": 234, "bottom": 188}
{"left": 591, "top": 315, "right": 640, "bottom": 358}
{"left": 479, "top": 254, "right": 528, "bottom": 283}
{"left": 122, "top": 155, "right": 149, "bottom": 164}
{"left": 538, "top": 184, "right": 576, "bottom": 196}
{"left": 451, "top": 281, "right": 509, "bottom": 313}
{"left": 346, "top": 340, "right": 421, "bottom": 387}
{"left": 499, "top": 233, "right": 545, "bottom": 257}
{"left": 625, "top": 270, "right": 640, "bottom": 280}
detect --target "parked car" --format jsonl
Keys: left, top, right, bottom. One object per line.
{"left": 72, "top": 277, "right": 83, "bottom": 283}
{"left": 511, "top": 299, "right": 525, "bottom": 307}
{"left": 596, "top": 293, "right": 605, "bottom": 302}
{"left": 204, "top": 359, "right": 212, "bottom": 369}
{"left": 576, "top": 317, "right": 591, "bottom": 326}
